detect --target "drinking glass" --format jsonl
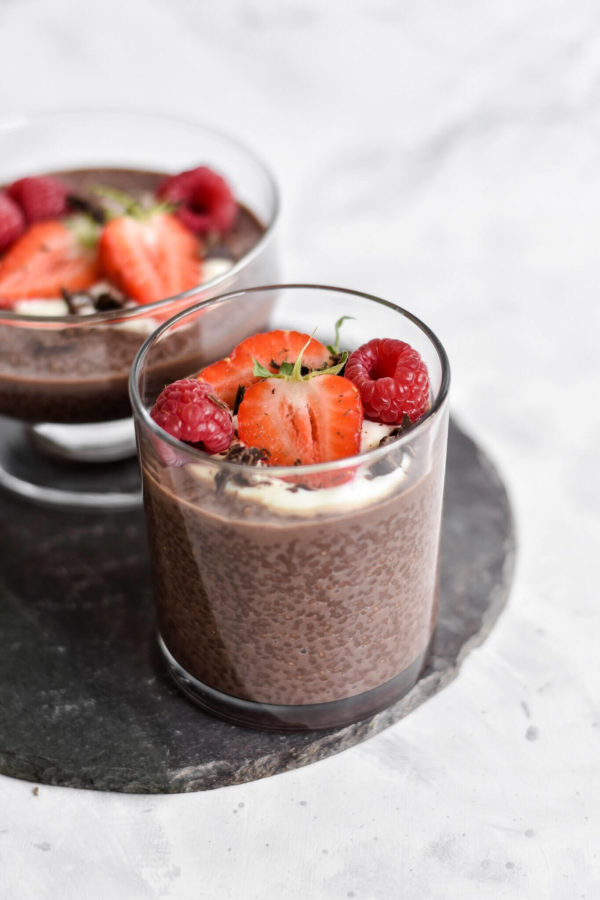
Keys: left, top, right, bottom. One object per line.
{"left": 130, "top": 285, "right": 450, "bottom": 730}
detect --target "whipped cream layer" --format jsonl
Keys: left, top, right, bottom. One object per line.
{"left": 184, "top": 420, "right": 412, "bottom": 518}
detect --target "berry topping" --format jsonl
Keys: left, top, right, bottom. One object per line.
{"left": 0, "top": 219, "right": 99, "bottom": 305}
{"left": 345, "top": 338, "right": 430, "bottom": 424}
{"left": 8, "top": 176, "right": 68, "bottom": 223}
{"left": 197, "top": 330, "right": 332, "bottom": 407}
{"left": 151, "top": 378, "right": 233, "bottom": 452}
{"left": 237, "top": 342, "right": 363, "bottom": 466}
{"left": 0, "top": 191, "right": 25, "bottom": 253}
{"left": 157, "top": 166, "right": 237, "bottom": 236}
{"left": 98, "top": 200, "right": 201, "bottom": 305}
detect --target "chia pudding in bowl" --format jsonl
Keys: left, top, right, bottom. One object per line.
{"left": 130, "top": 285, "right": 450, "bottom": 731}
{"left": 0, "top": 110, "right": 279, "bottom": 507}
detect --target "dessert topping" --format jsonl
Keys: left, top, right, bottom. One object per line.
{"left": 236, "top": 337, "right": 363, "bottom": 466}
{"left": 197, "top": 330, "right": 332, "bottom": 407}
{"left": 158, "top": 166, "right": 237, "bottom": 237}
{"left": 150, "top": 378, "right": 234, "bottom": 452}
{"left": 8, "top": 175, "right": 68, "bottom": 223}
{"left": 0, "top": 191, "right": 25, "bottom": 254}
{"left": 345, "top": 338, "right": 430, "bottom": 424}
{"left": 0, "top": 218, "right": 99, "bottom": 304}
{"left": 98, "top": 193, "right": 201, "bottom": 306}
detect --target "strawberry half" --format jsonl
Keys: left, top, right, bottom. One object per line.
{"left": 99, "top": 208, "right": 201, "bottom": 306}
{"left": 0, "top": 218, "right": 99, "bottom": 305}
{"left": 198, "top": 330, "right": 332, "bottom": 408}
{"left": 237, "top": 341, "right": 363, "bottom": 466}
{"left": 238, "top": 374, "right": 363, "bottom": 466}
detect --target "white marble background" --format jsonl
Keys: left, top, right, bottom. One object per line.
{"left": 1, "top": 1, "right": 599, "bottom": 897}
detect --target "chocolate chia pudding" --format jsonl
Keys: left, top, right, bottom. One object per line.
{"left": 141, "top": 426, "right": 447, "bottom": 727}
{"left": 0, "top": 168, "right": 268, "bottom": 425}
{"left": 130, "top": 285, "right": 450, "bottom": 730}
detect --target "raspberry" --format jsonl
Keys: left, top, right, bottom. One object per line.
{"left": 157, "top": 166, "right": 237, "bottom": 236}
{"left": 150, "top": 378, "right": 233, "bottom": 452}
{"left": 8, "top": 176, "right": 68, "bottom": 223}
{"left": 0, "top": 191, "right": 25, "bottom": 252}
{"left": 345, "top": 338, "right": 430, "bottom": 425}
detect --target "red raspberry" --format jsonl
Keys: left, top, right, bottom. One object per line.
{"left": 157, "top": 166, "right": 237, "bottom": 236}
{"left": 8, "top": 176, "right": 68, "bottom": 223}
{"left": 151, "top": 378, "right": 234, "bottom": 452}
{"left": 0, "top": 191, "right": 25, "bottom": 252}
{"left": 345, "top": 338, "right": 430, "bottom": 425}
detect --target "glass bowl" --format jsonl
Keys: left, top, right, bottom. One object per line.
{"left": 0, "top": 109, "right": 279, "bottom": 508}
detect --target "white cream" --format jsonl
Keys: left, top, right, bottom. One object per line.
{"left": 202, "top": 257, "right": 234, "bottom": 282}
{"left": 14, "top": 298, "right": 70, "bottom": 316}
{"left": 186, "top": 421, "right": 408, "bottom": 517}
{"left": 219, "top": 462, "right": 409, "bottom": 516}
{"left": 360, "top": 419, "right": 395, "bottom": 452}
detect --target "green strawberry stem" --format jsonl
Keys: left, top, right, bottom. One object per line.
{"left": 91, "top": 185, "right": 173, "bottom": 221}
{"left": 252, "top": 330, "right": 348, "bottom": 382}
{"left": 327, "top": 315, "right": 354, "bottom": 355}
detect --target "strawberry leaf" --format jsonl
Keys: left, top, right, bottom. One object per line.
{"left": 251, "top": 358, "right": 274, "bottom": 379}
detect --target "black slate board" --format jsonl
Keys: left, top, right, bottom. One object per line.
{"left": 0, "top": 419, "right": 515, "bottom": 793}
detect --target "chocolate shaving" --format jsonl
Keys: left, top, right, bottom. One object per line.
{"left": 232, "top": 385, "right": 246, "bottom": 416}
{"left": 221, "top": 443, "right": 269, "bottom": 466}
{"left": 61, "top": 288, "right": 94, "bottom": 315}
{"left": 93, "top": 292, "right": 126, "bottom": 312}
{"left": 377, "top": 416, "right": 413, "bottom": 446}
{"left": 67, "top": 193, "right": 106, "bottom": 224}
{"left": 214, "top": 444, "right": 270, "bottom": 493}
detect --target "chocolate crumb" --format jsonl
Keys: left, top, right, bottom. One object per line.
{"left": 93, "top": 292, "right": 126, "bottom": 312}
{"left": 233, "top": 385, "right": 246, "bottom": 416}
{"left": 222, "top": 443, "right": 269, "bottom": 466}
{"left": 67, "top": 193, "right": 106, "bottom": 224}
{"left": 61, "top": 288, "right": 94, "bottom": 315}
{"left": 378, "top": 416, "right": 413, "bottom": 447}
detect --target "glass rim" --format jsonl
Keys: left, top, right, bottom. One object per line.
{"left": 129, "top": 283, "right": 451, "bottom": 477}
{"left": 0, "top": 106, "right": 280, "bottom": 326}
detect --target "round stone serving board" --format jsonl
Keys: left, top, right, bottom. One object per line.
{"left": 0, "top": 418, "right": 515, "bottom": 794}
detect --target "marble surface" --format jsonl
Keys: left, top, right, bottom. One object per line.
{"left": 0, "top": 0, "right": 599, "bottom": 897}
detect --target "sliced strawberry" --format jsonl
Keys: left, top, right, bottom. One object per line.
{"left": 98, "top": 211, "right": 201, "bottom": 305}
{"left": 237, "top": 374, "right": 363, "bottom": 466}
{"left": 198, "top": 330, "right": 332, "bottom": 407}
{"left": 0, "top": 219, "right": 98, "bottom": 304}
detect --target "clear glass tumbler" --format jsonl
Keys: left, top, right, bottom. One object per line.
{"left": 130, "top": 285, "right": 450, "bottom": 730}
{"left": 0, "top": 109, "right": 279, "bottom": 508}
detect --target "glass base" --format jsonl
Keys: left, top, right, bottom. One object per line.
{"left": 28, "top": 418, "right": 137, "bottom": 463}
{"left": 0, "top": 415, "right": 142, "bottom": 510}
{"left": 159, "top": 634, "right": 429, "bottom": 732}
